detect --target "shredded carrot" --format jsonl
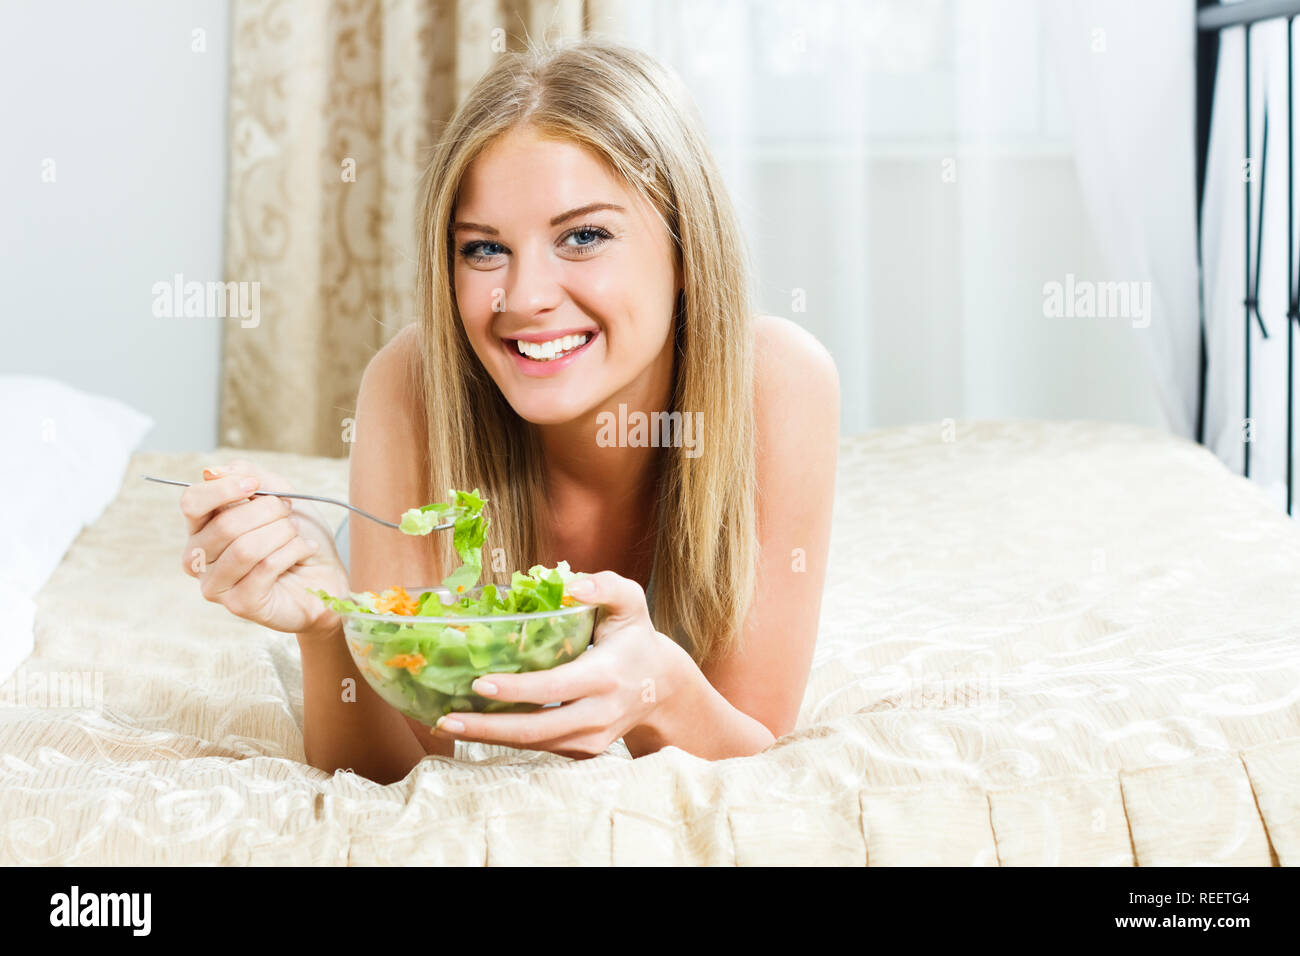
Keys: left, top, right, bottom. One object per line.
{"left": 361, "top": 643, "right": 371, "bottom": 655}
{"left": 374, "top": 585, "right": 418, "bottom": 616}
{"left": 563, "top": 638, "right": 573, "bottom": 657}
{"left": 384, "top": 652, "right": 427, "bottom": 674}
{"left": 561, "top": 595, "right": 577, "bottom": 607}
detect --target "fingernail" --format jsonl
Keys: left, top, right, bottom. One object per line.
{"left": 240, "top": 477, "right": 258, "bottom": 492}
{"left": 568, "top": 579, "right": 593, "bottom": 598}
{"left": 202, "top": 465, "right": 226, "bottom": 480}
{"left": 436, "top": 716, "right": 464, "bottom": 733}
{"left": 472, "top": 679, "right": 497, "bottom": 696}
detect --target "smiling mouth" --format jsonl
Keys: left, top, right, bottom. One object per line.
{"left": 505, "top": 331, "right": 597, "bottom": 362}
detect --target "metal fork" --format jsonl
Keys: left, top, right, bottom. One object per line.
{"left": 140, "top": 475, "right": 454, "bottom": 532}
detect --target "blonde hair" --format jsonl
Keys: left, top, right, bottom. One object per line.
{"left": 413, "top": 36, "right": 757, "bottom": 666}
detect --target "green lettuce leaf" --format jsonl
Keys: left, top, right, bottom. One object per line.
{"left": 311, "top": 492, "right": 594, "bottom": 625}
{"left": 399, "top": 508, "right": 444, "bottom": 535}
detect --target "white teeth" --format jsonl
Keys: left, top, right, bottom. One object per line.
{"left": 514, "top": 332, "right": 591, "bottom": 361}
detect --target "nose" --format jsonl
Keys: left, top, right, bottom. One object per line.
{"left": 505, "top": 239, "right": 563, "bottom": 317}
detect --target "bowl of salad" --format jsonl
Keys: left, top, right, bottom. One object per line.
{"left": 310, "top": 489, "right": 596, "bottom": 724}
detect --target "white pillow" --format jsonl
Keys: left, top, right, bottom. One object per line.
{"left": 0, "top": 376, "right": 153, "bottom": 678}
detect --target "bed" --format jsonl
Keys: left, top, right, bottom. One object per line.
{"left": 2, "top": 418, "right": 1298, "bottom": 865}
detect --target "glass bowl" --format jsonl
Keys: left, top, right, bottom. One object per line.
{"left": 338, "top": 586, "right": 596, "bottom": 725}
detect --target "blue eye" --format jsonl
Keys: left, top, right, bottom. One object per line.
{"left": 456, "top": 224, "right": 614, "bottom": 265}
{"left": 458, "top": 240, "right": 504, "bottom": 262}
{"left": 563, "top": 225, "right": 613, "bottom": 253}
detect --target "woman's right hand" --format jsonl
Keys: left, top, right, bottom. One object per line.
{"left": 179, "top": 460, "right": 350, "bottom": 638}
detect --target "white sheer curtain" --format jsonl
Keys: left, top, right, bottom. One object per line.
{"left": 596, "top": 0, "right": 1173, "bottom": 439}
{"left": 1041, "top": 0, "right": 1201, "bottom": 442}
{"left": 1202, "top": 12, "right": 1296, "bottom": 513}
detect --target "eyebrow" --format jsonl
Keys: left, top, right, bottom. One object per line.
{"left": 452, "top": 202, "right": 627, "bottom": 236}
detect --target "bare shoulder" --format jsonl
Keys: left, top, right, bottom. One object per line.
{"left": 360, "top": 323, "right": 423, "bottom": 401}
{"left": 350, "top": 323, "right": 430, "bottom": 577}
{"left": 354, "top": 324, "right": 426, "bottom": 457}
{"left": 752, "top": 314, "right": 840, "bottom": 432}
{"left": 754, "top": 313, "right": 835, "bottom": 363}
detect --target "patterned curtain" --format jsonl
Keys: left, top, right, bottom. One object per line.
{"left": 220, "top": 0, "right": 626, "bottom": 455}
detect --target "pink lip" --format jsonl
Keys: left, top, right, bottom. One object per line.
{"left": 500, "top": 329, "right": 599, "bottom": 377}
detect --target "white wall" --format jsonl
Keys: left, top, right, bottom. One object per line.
{"left": 0, "top": 0, "right": 229, "bottom": 452}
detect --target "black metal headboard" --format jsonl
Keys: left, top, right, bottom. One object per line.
{"left": 1196, "top": 0, "right": 1300, "bottom": 515}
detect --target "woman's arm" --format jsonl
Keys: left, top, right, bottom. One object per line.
{"left": 297, "top": 618, "right": 433, "bottom": 781}
{"left": 297, "top": 325, "right": 455, "bottom": 782}
{"left": 621, "top": 635, "right": 777, "bottom": 758}
{"left": 624, "top": 315, "right": 840, "bottom": 757}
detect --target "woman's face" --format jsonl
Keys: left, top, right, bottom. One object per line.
{"left": 451, "top": 125, "right": 682, "bottom": 426}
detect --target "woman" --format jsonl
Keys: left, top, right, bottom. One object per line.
{"left": 180, "top": 38, "right": 839, "bottom": 784}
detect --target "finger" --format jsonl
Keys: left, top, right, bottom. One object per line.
{"left": 217, "top": 471, "right": 297, "bottom": 520}
{"left": 565, "top": 570, "right": 651, "bottom": 628}
{"left": 202, "top": 460, "right": 297, "bottom": 516}
{"left": 199, "top": 517, "right": 298, "bottom": 599}
{"left": 180, "top": 472, "right": 262, "bottom": 535}
{"left": 504, "top": 711, "right": 622, "bottom": 758}
{"left": 284, "top": 501, "right": 335, "bottom": 541}
{"left": 538, "top": 724, "right": 623, "bottom": 758}
{"left": 202, "top": 463, "right": 283, "bottom": 527}
{"left": 190, "top": 494, "right": 294, "bottom": 569}
{"left": 434, "top": 697, "right": 611, "bottom": 748}
{"left": 470, "top": 654, "right": 613, "bottom": 705}
{"left": 223, "top": 534, "right": 319, "bottom": 617}
{"left": 222, "top": 459, "right": 294, "bottom": 494}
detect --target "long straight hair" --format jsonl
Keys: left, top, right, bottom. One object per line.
{"left": 412, "top": 37, "right": 757, "bottom": 665}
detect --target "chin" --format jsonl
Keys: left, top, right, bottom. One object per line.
{"left": 501, "top": 388, "right": 601, "bottom": 428}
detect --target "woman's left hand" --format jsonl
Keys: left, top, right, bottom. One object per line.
{"left": 431, "top": 570, "right": 690, "bottom": 758}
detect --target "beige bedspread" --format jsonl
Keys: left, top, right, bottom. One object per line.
{"left": 3, "top": 419, "right": 1299, "bottom": 865}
